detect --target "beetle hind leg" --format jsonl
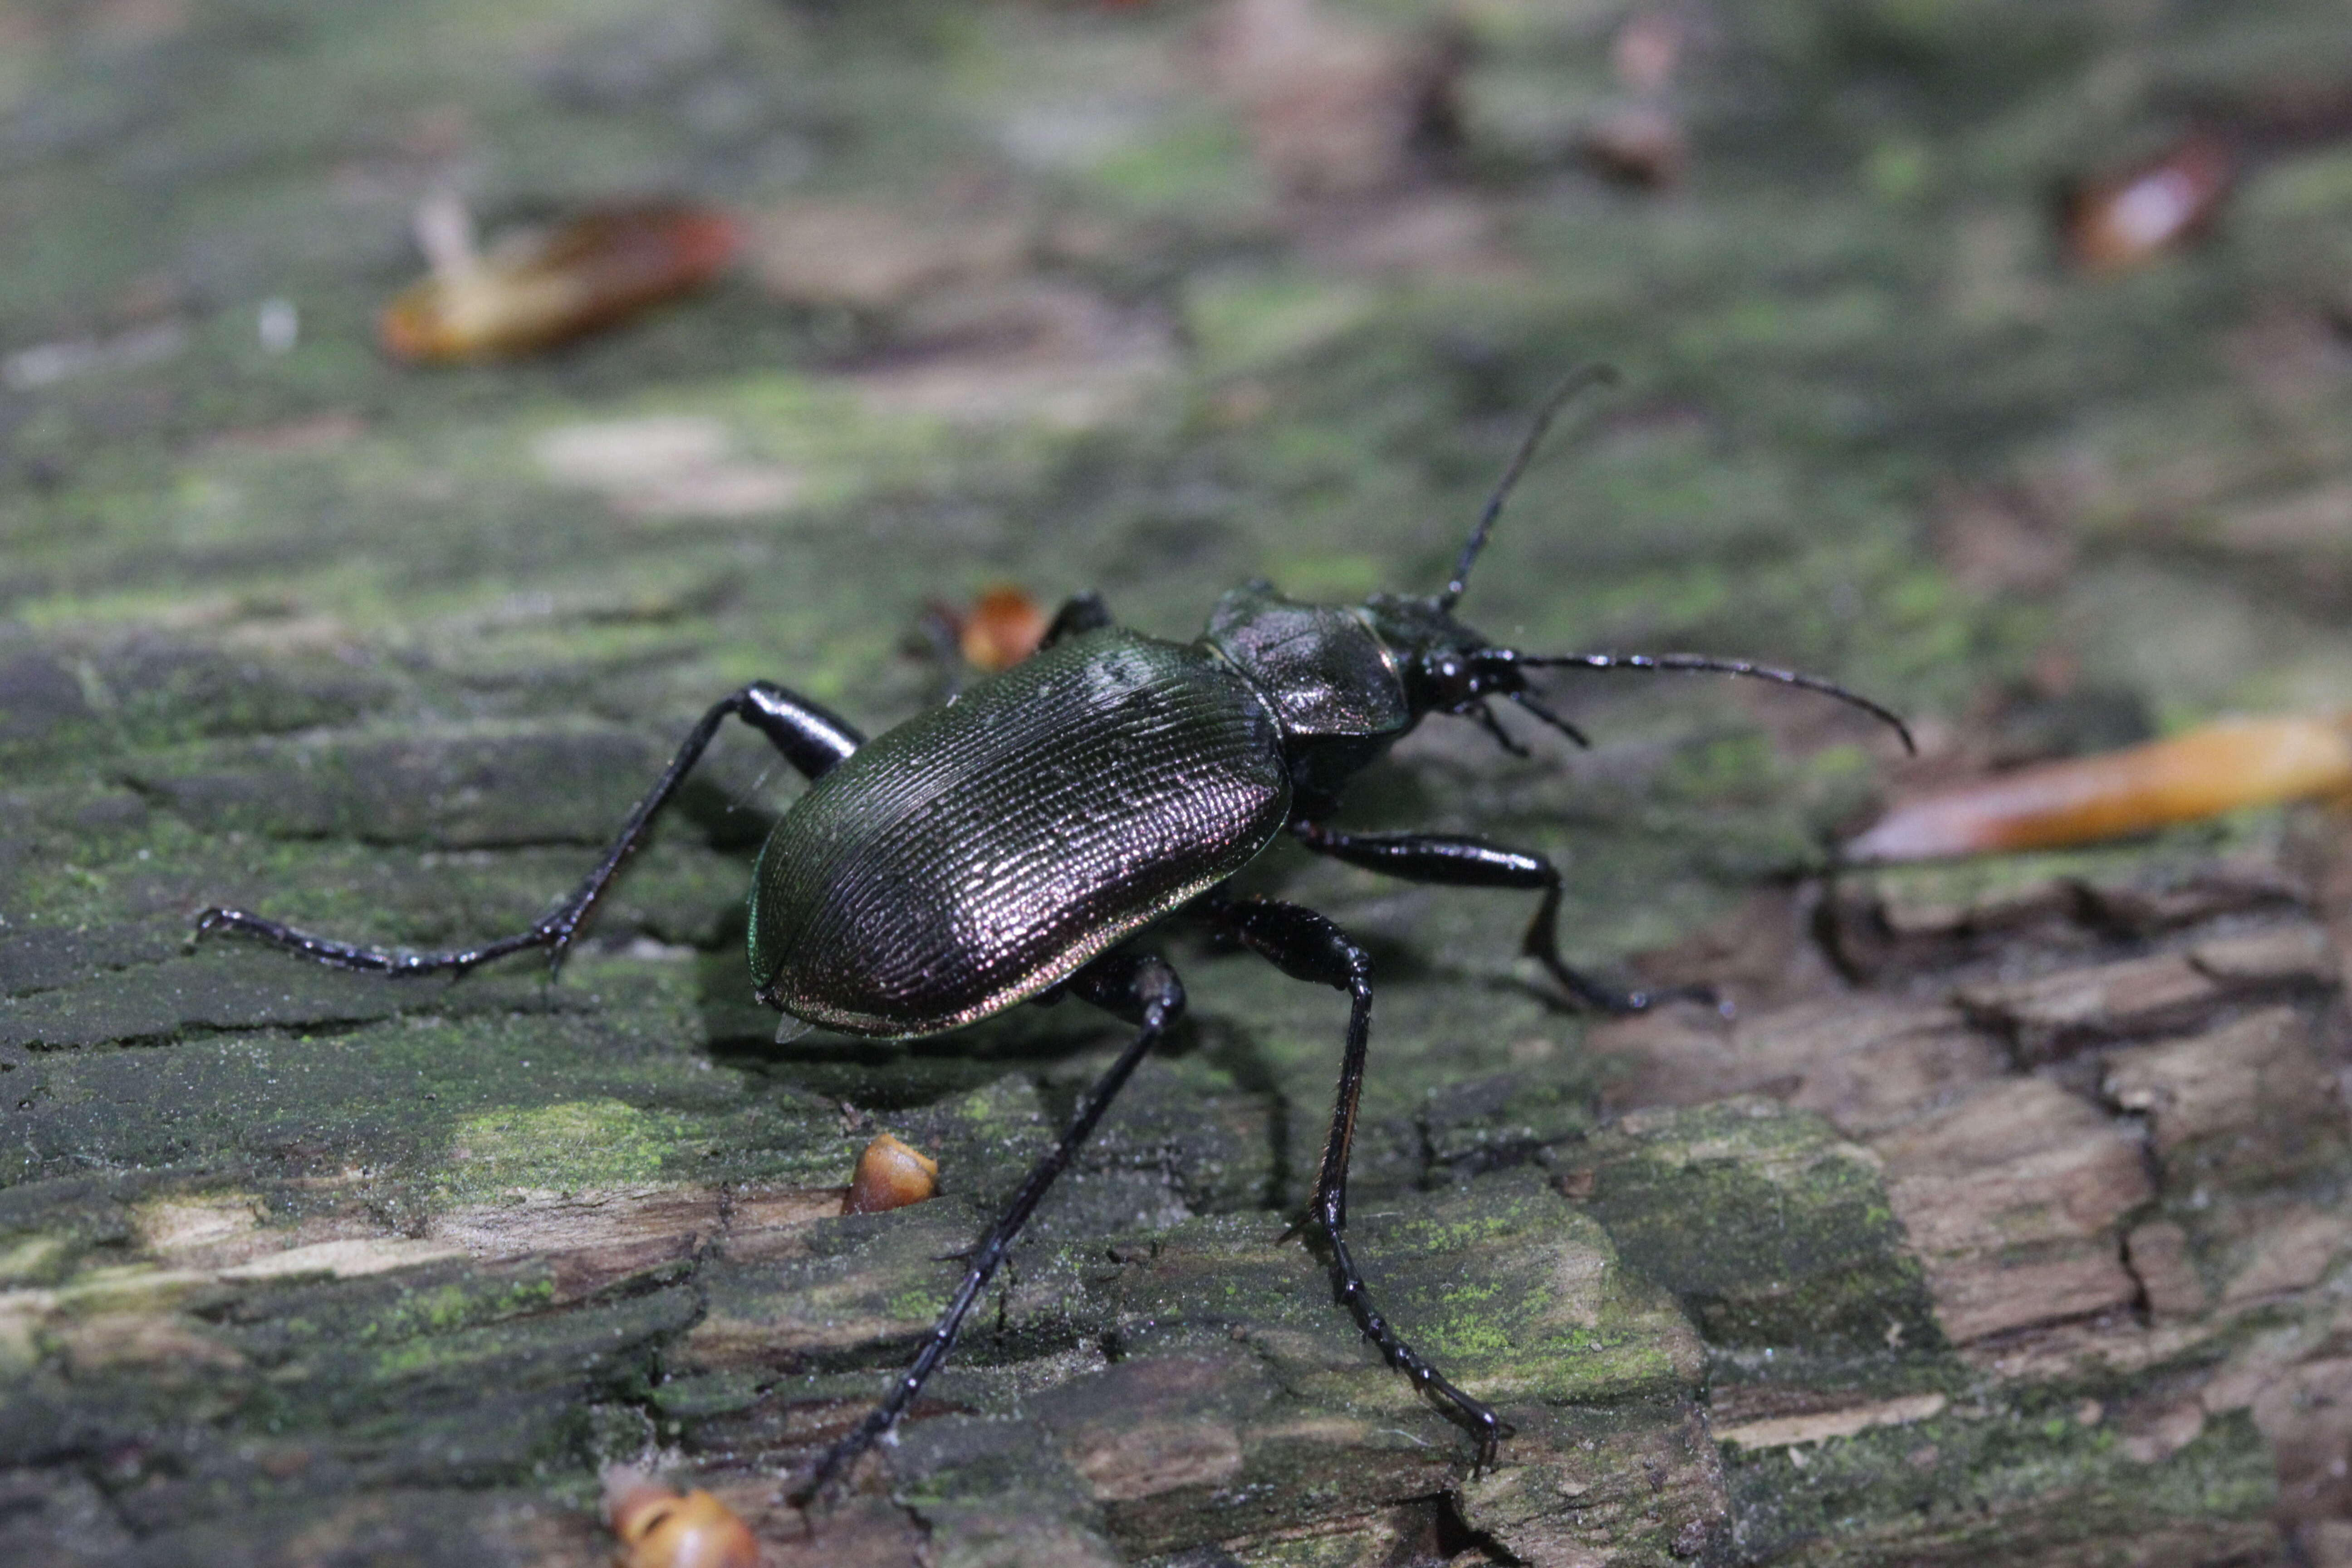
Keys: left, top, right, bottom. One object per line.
{"left": 788, "top": 947, "right": 1185, "bottom": 1509}
{"left": 1209, "top": 895, "right": 1511, "bottom": 1471}
{"left": 195, "top": 682, "right": 866, "bottom": 982}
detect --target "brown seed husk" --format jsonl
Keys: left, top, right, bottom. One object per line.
{"left": 843, "top": 1133, "right": 941, "bottom": 1215}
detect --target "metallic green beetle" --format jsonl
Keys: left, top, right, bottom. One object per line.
{"left": 198, "top": 372, "right": 1911, "bottom": 1503}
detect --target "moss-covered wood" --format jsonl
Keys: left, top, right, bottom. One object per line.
{"left": 7, "top": 0, "right": 2352, "bottom": 1563}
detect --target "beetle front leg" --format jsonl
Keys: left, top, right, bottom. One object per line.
{"left": 1290, "top": 822, "right": 1718, "bottom": 1016}
{"left": 1208, "top": 895, "right": 1509, "bottom": 1471}
{"left": 1039, "top": 590, "right": 1111, "bottom": 648}
{"left": 195, "top": 682, "right": 866, "bottom": 981}
{"left": 789, "top": 947, "right": 1185, "bottom": 1508}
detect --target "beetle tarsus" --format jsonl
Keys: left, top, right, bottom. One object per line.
{"left": 189, "top": 904, "right": 549, "bottom": 977}
{"left": 1532, "top": 960, "right": 1719, "bottom": 1019}
{"left": 1208, "top": 895, "right": 1512, "bottom": 1456}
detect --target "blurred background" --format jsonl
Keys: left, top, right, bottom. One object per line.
{"left": 7, "top": 0, "right": 2349, "bottom": 748}
{"left": 7, "top": 0, "right": 2352, "bottom": 1563}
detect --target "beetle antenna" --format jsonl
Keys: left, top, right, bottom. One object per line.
{"left": 1436, "top": 363, "right": 1619, "bottom": 612}
{"left": 1515, "top": 652, "right": 1916, "bottom": 754}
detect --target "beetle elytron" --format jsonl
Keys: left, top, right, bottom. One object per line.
{"left": 197, "top": 370, "right": 1910, "bottom": 1501}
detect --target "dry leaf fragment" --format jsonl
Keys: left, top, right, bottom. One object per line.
{"left": 1847, "top": 715, "right": 2352, "bottom": 863}
{"left": 381, "top": 202, "right": 742, "bottom": 362}
{"left": 1611, "top": 9, "right": 1686, "bottom": 94}
{"left": 2064, "top": 137, "right": 2234, "bottom": 274}
{"left": 1582, "top": 102, "right": 1686, "bottom": 187}
{"left": 1208, "top": 0, "right": 1458, "bottom": 198}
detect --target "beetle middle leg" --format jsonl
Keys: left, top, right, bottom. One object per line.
{"left": 789, "top": 946, "right": 1186, "bottom": 1507}
{"left": 1290, "top": 822, "right": 1716, "bottom": 1016}
{"left": 1208, "top": 894, "right": 1510, "bottom": 1469}
{"left": 195, "top": 682, "right": 866, "bottom": 980}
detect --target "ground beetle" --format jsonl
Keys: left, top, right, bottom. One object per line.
{"left": 197, "top": 369, "right": 1912, "bottom": 1503}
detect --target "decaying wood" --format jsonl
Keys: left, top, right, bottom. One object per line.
{"left": 10, "top": 817, "right": 2347, "bottom": 1564}
{"left": 1590, "top": 834, "right": 2352, "bottom": 1564}
{"left": 9, "top": 0, "right": 2352, "bottom": 1564}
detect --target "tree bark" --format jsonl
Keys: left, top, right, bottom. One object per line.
{"left": 6, "top": 1, "right": 2352, "bottom": 1564}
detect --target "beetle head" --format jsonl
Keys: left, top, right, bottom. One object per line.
{"left": 1360, "top": 592, "right": 1593, "bottom": 751}
{"left": 1215, "top": 369, "right": 1912, "bottom": 786}
{"left": 1360, "top": 368, "right": 1912, "bottom": 760}
{"left": 1337, "top": 366, "right": 1617, "bottom": 753}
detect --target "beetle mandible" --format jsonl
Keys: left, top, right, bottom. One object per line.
{"left": 195, "top": 368, "right": 1912, "bottom": 1503}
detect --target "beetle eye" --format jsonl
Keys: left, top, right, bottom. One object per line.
{"left": 1426, "top": 652, "right": 1478, "bottom": 707}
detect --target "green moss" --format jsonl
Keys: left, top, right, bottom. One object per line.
{"left": 356, "top": 1278, "right": 562, "bottom": 1345}
{"left": 434, "top": 1099, "right": 697, "bottom": 1200}
{"left": 1726, "top": 1402, "right": 2275, "bottom": 1564}
{"left": 1186, "top": 273, "right": 1382, "bottom": 380}
{"left": 1572, "top": 1101, "right": 1942, "bottom": 1356}
{"left": 0, "top": 1234, "right": 68, "bottom": 1285}
{"left": 1845, "top": 804, "right": 2300, "bottom": 929}
{"left": 1082, "top": 108, "right": 1268, "bottom": 216}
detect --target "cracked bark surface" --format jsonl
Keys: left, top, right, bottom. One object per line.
{"left": 7, "top": 0, "right": 2352, "bottom": 1564}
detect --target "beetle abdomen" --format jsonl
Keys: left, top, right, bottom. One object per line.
{"left": 749, "top": 630, "right": 1289, "bottom": 1038}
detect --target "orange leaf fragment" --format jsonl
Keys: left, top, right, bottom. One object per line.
{"left": 843, "top": 1133, "right": 941, "bottom": 1215}
{"left": 1847, "top": 715, "right": 2352, "bottom": 863}
{"left": 605, "top": 1470, "right": 760, "bottom": 1568}
{"left": 2064, "top": 137, "right": 2234, "bottom": 275}
{"left": 380, "top": 205, "right": 743, "bottom": 363}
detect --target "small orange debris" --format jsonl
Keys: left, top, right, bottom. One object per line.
{"left": 2064, "top": 137, "right": 2234, "bottom": 274}
{"left": 604, "top": 1470, "right": 760, "bottom": 1568}
{"left": 380, "top": 201, "right": 743, "bottom": 362}
{"left": 1846, "top": 715, "right": 2352, "bottom": 863}
{"left": 958, "top": 586, "right": 1051, "bottom": 672}
{"left": 919, "top": 586, "right": 1053, "bottom": 675}
{"left": 843, "top": 1133, "right": 941, "bottom": 1215}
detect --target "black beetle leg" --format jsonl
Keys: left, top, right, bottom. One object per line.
{"left": 1466, "top": 700, "right": 1530, "bottom": 759}
{"left": 1290, "top": 822, "right": 1720, "bottom": 1017}
{"left": 788, "top": 947, "right": 1185, "bottom": 1509}
{"left": 1039, "top": 590, "right": 1112, "bottom": 648}
{"left": 1207, "top": 895, "right": 1510, "bottom": 1473}
{"left": 195, "top": 683, "right": 866, "bottom": 982}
